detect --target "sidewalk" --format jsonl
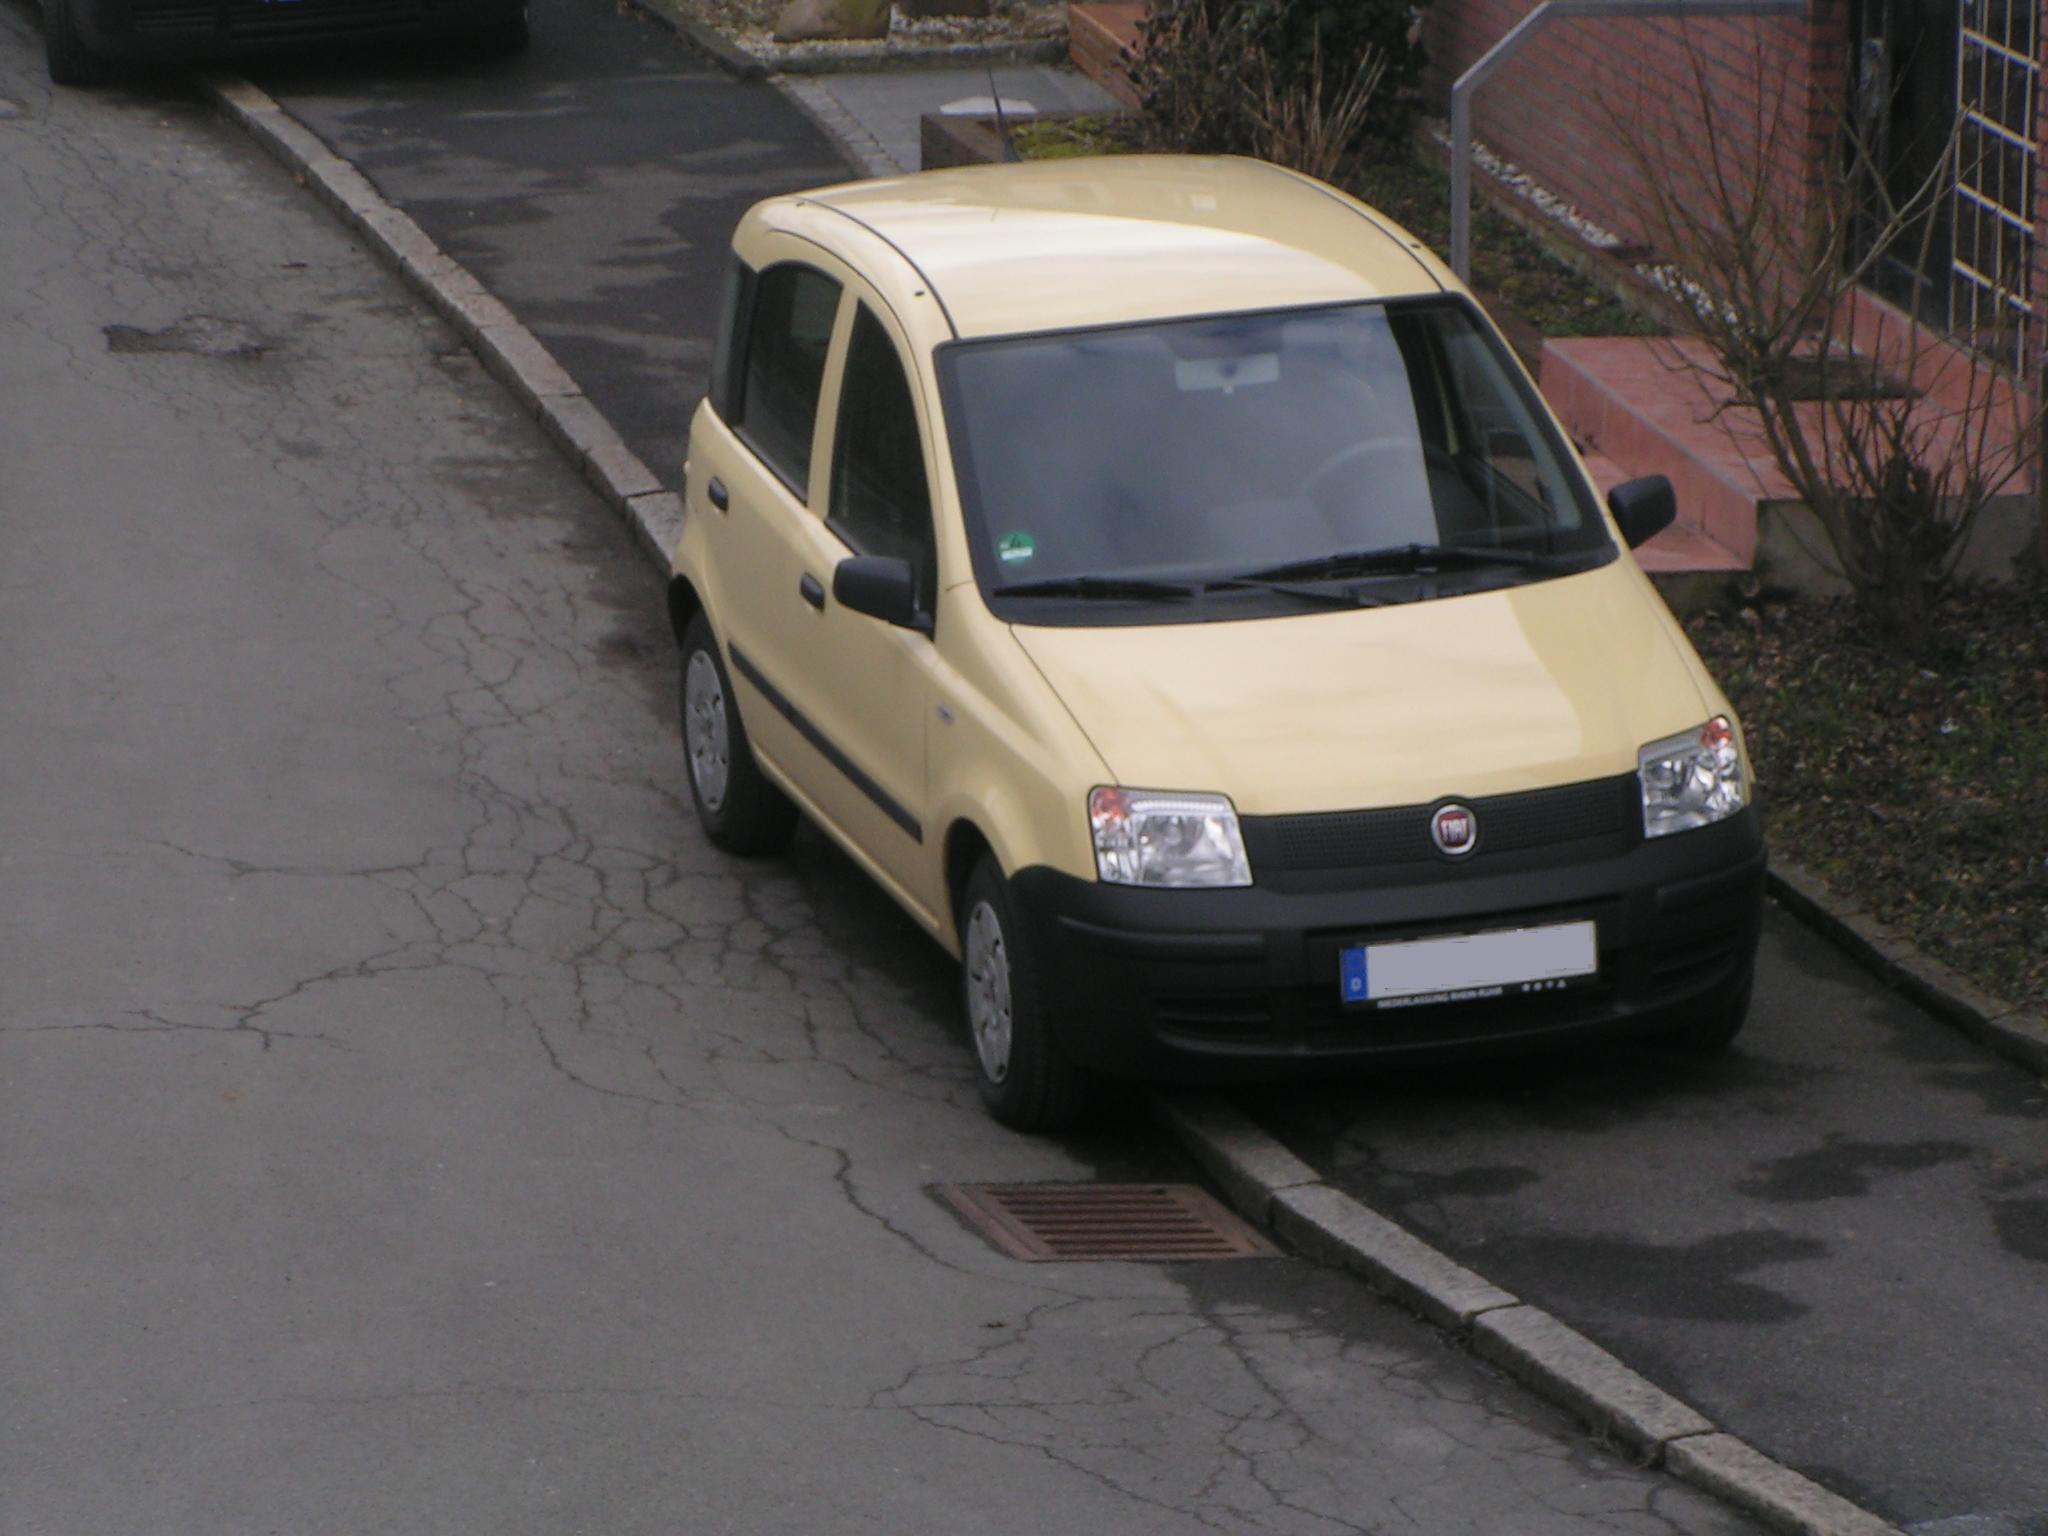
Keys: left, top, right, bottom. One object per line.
{"left": 782, "top": 62, "right": 1119, "bottom": 177}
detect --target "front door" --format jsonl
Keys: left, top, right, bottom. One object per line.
{"left": 778, "top": 296, "right": 941, "bottom": 921}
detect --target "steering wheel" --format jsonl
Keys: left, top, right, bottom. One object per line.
{"left": 1301, "top": 436, "right": 1414, "bottom": 505}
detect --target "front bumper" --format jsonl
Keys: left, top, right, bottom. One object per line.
{"left": 1011, "top": 809, "right": 1765, "bottom": 1081}
{"left": 71, "top": 0, "right": 515, "bottom": 61}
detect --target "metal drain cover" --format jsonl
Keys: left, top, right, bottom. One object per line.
{"left": 938, "top": 1182, "right": 1278, "bottom": 1262}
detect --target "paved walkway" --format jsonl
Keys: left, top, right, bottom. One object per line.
{"left": 784, "top": 62, "right": 1119, "bottom": 177}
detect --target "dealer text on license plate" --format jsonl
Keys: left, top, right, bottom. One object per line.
{"left": 1339, "top": 919, "right": 1597, "bottom": 1010}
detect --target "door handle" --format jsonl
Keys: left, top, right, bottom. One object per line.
{"left": 707, "top": 476, "right": 729, "bottom": 511}
{"left": 798, "top": 573, "right": 826, "bottom": 610}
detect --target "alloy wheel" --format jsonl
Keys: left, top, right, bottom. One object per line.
{"left": 683, "top": 650, "right": 731, "bottom": 813}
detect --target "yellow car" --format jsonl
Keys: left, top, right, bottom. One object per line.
{"left": 667, "top": 156, "right": 1764, "bottom": 1130}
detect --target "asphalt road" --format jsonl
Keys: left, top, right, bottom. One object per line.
{"left": 0, "top": 11, "right": 1767, "bottom": 1534}
{"left": 1247, "top": 908, "right": 2048, "bottom": 1530}
{"left": 253, "top": 0, "right": 849, "bottom": 489}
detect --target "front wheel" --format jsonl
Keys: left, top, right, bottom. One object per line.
{"left": 960, "top": 857, "right": 1091, "bottom": 1131}
{"left": 679, "top": 613, "right": 797, "bottom": 856}
{"left": 475, "top": 0, "right": 530, "bottom": 55}
{"left": 1659, "top": 967, "right": 1753, "bottom": 1053}
{"left": 43, "top": 0, "right": 109, "bottom": 86}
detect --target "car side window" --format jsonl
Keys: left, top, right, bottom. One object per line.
{"left": 733, "top": 263, "right": 842, "bottom": 497}
{"left": 708, "top": 255, "right": 748, "bottom": 424}
{"left": 829, "top": 304, "right": 936, "bottom": 602}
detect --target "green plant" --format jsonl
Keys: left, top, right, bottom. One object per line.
{"left": 1134, "top": 0, "right": 1423, "bottom": 158}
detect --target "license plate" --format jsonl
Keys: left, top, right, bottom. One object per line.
{"left": 1339, "top": 919, "right": 1597, "bottom": 1010}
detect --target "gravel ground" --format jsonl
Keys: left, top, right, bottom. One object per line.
{"left": 1687, "top": 576, "right": 2048, "bottom": 1013}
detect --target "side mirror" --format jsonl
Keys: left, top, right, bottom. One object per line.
{"left": 833, "top": 555, "right": 931, "bottom": 635}
{"left": 1608, "top": 475, "right": 1677, "bottom": 549}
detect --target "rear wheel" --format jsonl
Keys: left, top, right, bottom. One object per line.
{"left": 43, "top": 0, "right": 109, "bottom": 86}
{"left": 960, "top": 857, "right": 1091, "bottom": 1131}
{"left": 679, "top": 613, "right": 797, "bottom": 856}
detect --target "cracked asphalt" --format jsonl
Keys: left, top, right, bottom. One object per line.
{"left": 0, "top": 12, "right": 1771, "bottom": 1535}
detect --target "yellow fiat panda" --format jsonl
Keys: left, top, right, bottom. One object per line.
{"left": 667, "top": 156, "right": 1764, "bottom": 1130}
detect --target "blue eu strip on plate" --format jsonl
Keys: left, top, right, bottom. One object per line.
{"left": 1340, "top": 947, "right": 1370, "bottom": 1003}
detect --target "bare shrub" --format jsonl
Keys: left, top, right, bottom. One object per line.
{"left": 1247, "top": 28, "right": 1389, "bottom": 182}
{"left": 1606, "top": 33, "right": 2043, "bottom": 653}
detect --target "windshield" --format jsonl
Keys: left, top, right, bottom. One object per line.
{"left": 939, "top": 298, "right": 1612, "bottom": 622}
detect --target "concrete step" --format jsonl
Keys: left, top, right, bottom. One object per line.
{"left": 1541, "top": 336, "right": 1794, "bottom": 568}
{"left": 1068, "top": 1, "right": 1144, "bottom": 109}
{"left": 1575, "top": 447, "right": 1747, "bottom": 573}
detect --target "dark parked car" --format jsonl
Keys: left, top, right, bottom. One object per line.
{"left": 39, "top": 0, "right": 528, "bottom": 85}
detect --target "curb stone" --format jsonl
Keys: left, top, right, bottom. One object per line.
{"left": 1766, "top": 859, "right": 2048, "bottom": 1077}
{"left": 1470, "top": 1305, "right": 1714, "bottom": 1460}
{"left": 207, "top": 66, "right": 1943, "bottom": 1536}
{"left": 196, "top": 73, "right": 681, "bottom": 572}
{"left": 1667, "top": 1436, "right": 1904, "bottom": 1536}
{"left": 1148, "top": 1092, "right": 1908, "bottom": 1536}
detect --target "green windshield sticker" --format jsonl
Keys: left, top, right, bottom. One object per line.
{"left": 997, "top": 531, "right": 1036, "bottom": 565}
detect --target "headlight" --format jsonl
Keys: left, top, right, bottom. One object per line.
{"left": 1639, "top": 717, "right": 1749, "bottom": 838}
{"left": 1089, "top": 788, "right": 1252, "bottom": 887}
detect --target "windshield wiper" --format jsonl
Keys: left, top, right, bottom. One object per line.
{"left": 1201, "top": 575, "right": 1383, "bottom": 607}
{"left": 1236, "top": 542, "right": 1582, "bottom": 584}
{"left": 992, "top": 575, "right": 1198, "bottom": 601}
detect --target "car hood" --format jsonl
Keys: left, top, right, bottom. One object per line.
{"left": 1008, "top": 564, "right": 1714, "bottom": 815}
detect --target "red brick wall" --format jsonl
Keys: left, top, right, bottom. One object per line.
{"left": 1422, "top": 2, "right": 1840, "bottom": 264}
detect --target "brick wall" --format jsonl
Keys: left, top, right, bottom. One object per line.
{"left": 1423, "top": 2, "right": 1840, "bottom": 264}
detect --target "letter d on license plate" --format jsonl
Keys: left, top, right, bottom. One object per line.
{"left": 1339, "top": 920, "right": 1597, "bottom": 1009}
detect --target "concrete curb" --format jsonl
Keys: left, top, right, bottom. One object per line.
{"left": 1149, "top": 1090, "right": 1905, "bottom": 1536}
{"left": 203, "top": 65, "right": 1984, "bottom": 1536}
{"left": 1766, "top": 859, "right": 2048, "bottom": 1077}
{"left": 623, "top": 0, "right": 1062, "bottom": 80}
{"left": 196, "top": 74, "right": 685, "bottom": 571}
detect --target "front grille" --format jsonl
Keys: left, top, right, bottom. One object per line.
{"left": 1244, "top": 775, "right": 1635, "bottom": 872}
{"left": 131, "top": 0, "right": 218, "bottom": 34}
{"left": 225, "top": 0, "right": 426, "bottom": 40}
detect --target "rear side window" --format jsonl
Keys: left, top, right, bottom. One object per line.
{"left": 829, "top": 305, "right": 935, "bottom": 600}
{"left": 733, "top": 263, "right": 842, "bottom": 496}
{"left": 708, "top": 256, "right": 749, "bottom": 423}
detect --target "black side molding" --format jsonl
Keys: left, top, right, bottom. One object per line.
{"left": 727, "top": 644, "right": 922, "bottom": 844}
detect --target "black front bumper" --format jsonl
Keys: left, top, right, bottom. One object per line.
{"left": 72, "top": 0, "right": 514, "bottom": 61}
{"left": 1011, "top": 810, "right": 1765, "bottom": 1081}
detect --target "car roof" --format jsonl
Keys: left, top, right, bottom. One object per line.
{"left": 773, "top": 156, "right": 1447, "bottom": 340}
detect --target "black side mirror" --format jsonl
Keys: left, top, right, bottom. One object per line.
{"left": 1607, "top": 475, "right": 1677, "bottom": 550}
{"left": 833, "top": 555, "right": 931, "bottom": 635}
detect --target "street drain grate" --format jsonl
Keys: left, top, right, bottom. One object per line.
{"left": 938, "top": 1182, "right": 1278, "bottom": 1262}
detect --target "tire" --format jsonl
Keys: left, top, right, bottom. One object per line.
{"left": 679, "top": 613, "right": 797, "bottom": 856}
{"left": 475, "top": 0, "right": 530, "bottom": 55}
{"left": 959, "top": 856, "right": 1091, "bottom": 1132}
{"left": 1659, "top": 967, "right": 1753, "bottom": 1053}
{"left": 43, "top": 0, "right": 109, "bottom": 87}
